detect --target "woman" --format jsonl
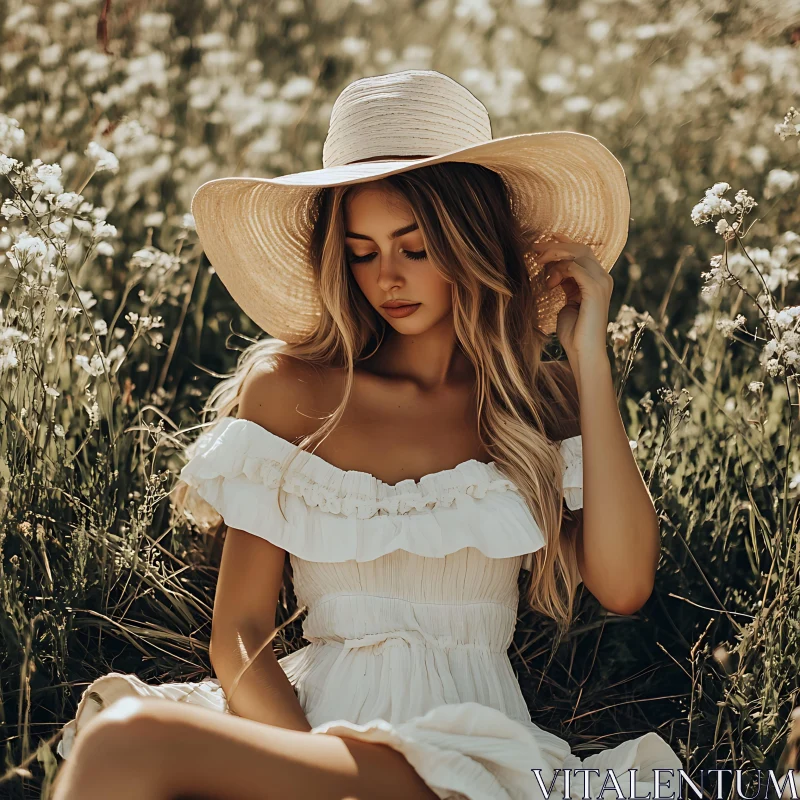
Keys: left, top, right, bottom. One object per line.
{"left": 53, "top": 70, "right": 683, "bottom": 800}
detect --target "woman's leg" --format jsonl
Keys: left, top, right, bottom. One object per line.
{"left": 52, "top": 696, "right": 441, "bottom": 800}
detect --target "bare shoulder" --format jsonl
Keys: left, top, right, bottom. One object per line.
{"left": 237, "top": 353, "right": 336, "bottom": 442}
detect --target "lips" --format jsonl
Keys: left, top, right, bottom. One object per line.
{"left": 382, "top": 302, "right": 421, "bottom": 318}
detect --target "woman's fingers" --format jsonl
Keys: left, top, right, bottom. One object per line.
{"left": 544, "top": 259, "right": 578, "bottom": 287}
{"left": 537, "top": 248, "right": 577, "bottom": 264}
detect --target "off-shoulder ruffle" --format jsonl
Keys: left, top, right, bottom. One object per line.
{"left": 182, "top": 417, "right": 522, "bottom": 518}
{"left": 179, "top": 417, "right": 584, "bottom": 564}
{"left": 519, "top": 435, "right": 583, "bottom": 575}
{"left": 179, "top": 417, "right": 550, "bottom": 563}
{"left": 559, "top": 435, "right": 583, "bottom": 512}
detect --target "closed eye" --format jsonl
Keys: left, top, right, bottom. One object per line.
{"left": 347, "top": 249, "right": 427, "bottom": 265}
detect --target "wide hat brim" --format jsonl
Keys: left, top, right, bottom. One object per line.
{"left": 191, "top": 130, "right": 630, "bottom": 343}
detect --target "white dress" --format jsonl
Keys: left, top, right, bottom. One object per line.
{"left": 57, "top": 417, "right": 683, "bottom": 800}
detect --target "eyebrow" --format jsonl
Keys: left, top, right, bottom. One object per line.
{"left": 345, "top": 222, "right": 419, "bottom": 241}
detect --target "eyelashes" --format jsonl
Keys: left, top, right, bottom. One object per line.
{"left": 347, "top": 249, "right": 427, "bottom": 265}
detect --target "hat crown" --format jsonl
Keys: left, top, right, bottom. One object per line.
{"left": 322, "top": 70, "right": 493, "bottom": 169}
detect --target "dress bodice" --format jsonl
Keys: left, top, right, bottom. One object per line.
{"left": 179, "top": 415, "right": 584, "bottom": 727}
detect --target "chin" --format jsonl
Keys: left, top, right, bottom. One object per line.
{"left": 386, "top": 319, "right": 427, "bottom": 333}
{"left": 384, "top": 307, "right": 426, "bottom": 323}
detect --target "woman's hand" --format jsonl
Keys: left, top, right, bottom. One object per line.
{"left": 533, "top": 231, "right": 614, "bottom": 363}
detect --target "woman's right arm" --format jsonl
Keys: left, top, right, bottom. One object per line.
{"left": 209, "top": 356, "right": 315, "bottom": 733}
{"left": 210, "top": 527, "right": 311, "bottom": 732}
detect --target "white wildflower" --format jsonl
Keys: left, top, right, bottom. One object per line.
{"left": 85, "top": 141, "right": 119, "bottom": 173}
{"left": 774, "top": 107, "right": 800, "bottom": 141}
{"left": 139, "top": 315, "right": 164, "bottom": 331}
{"left": 734, "top": 188, "right": 757, "bottom": 213}
{"left": 53, "top": 424, "right": 65, "bottom": 438}
{"left": 746, "top": 144, "right": 770, "bottom": 172}
{"left": 0, "top": 154, "right": 20, "bottom": 175}
{"left": 606, "top": 304, "right": 654, "bottom": 353}
{"left": 73, "top": 218, "right": 94, "bottom": 234}
{"left": 0, "top": 115, "right": 25, "bottom": 154}
{"left": 30, "top": 161, "right": 64, "bottom": 197}
{"left": 92, "top": 221, "right": 117, "bottom": 240}
{"left": 0, "top": 347, "right": 18, "bottom": 371}
{"left": 692, "top": 184, "right": 735, "bottom": 225}
{"left": 74, "top": 353, "right": 108, "bottom": 376}
{"left": 770, "top": 306, "right": 800, "bottom": 329}
{"left": 129, "top": 246, "right": 180, "bottom": 276}
{"left": 563, "top": 96, "right": 593, "bottom": 113}
{"left": 1, "top": 199, "right": 24, "bottom": 220}
{"left": 143, "top": 211, "right": 164, "bottom": 228}
{"left": 0, "top": 325, "right": 28, "bottom": 344}
{"left": 715, "top": 314, "right": 746, "bottom": 338}
{"left": 700, "top": 255, "right": 729, "bottom": 300}
{"left": 107, "top": 344, "right": 126, "bottom": 372}
{"left": 687, "top": 310, "right": 713, "bottom": 341}
{"left": 52, "top": 191, "right": 84, "bottom": 211}
{"left": 49, "top": 217, "right": 71, "bottom": 238}
{"left": 181, "top": 213, "right": 196, "bottom": 231}
{"left": 8, "top": 232, "right": 47, "bottom": 269}
{"left": 77, "top": 290, "right": 97, "bottom": 310}
{"left": 279, "top": 75, "right": 315, "bottom": 100}
{"left": 748, "top": 381, "right": 764, "bottom": 393}
{"left": 764, "top": 169, "right": 798, "bottom": 198}
{"left": 87, "top": 400, "right": 100, "bottom": 425}
{"left": 586, "top": 20, "right": 611, "bottom": 42}
{"left": 538, "top": 73, "right": 570, "bottom": 94}
{"left": 454, "top": 0, "right": 495, "bottom": 26}
{"left": 691, "top": 182, "right": 757, "bottom": 227}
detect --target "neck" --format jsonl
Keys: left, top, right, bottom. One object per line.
{"left": 364, "top": 313, "right": 475, "bottom": 393}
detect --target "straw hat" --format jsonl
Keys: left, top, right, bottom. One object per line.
{"left": 190, "top": 69, "right": 630, "bottom": 343}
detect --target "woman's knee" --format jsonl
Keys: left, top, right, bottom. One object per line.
{"left": 71, "top": 696, "right": 176, "bottom": 765}
{"left": 54, "top": 698, "right": 173, "bottom": 800}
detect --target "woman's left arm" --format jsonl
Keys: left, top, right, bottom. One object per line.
{"left": 535, "top": 233, "right": 660, "bottom": 615}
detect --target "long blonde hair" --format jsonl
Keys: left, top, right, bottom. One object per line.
{"left": 173, "top": 161, "right": 583, "bottom": 634}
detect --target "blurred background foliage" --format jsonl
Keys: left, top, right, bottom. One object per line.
{"left": 0, "top": 0, "right": 799, "bottom": 796}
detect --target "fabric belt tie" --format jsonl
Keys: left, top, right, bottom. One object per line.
{"left": 341, "top": 629, "right": 444, "bottom": 650}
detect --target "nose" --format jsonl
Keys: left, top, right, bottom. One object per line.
{"left": 375, "top": 250, "right": 406, "bottom": 292}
